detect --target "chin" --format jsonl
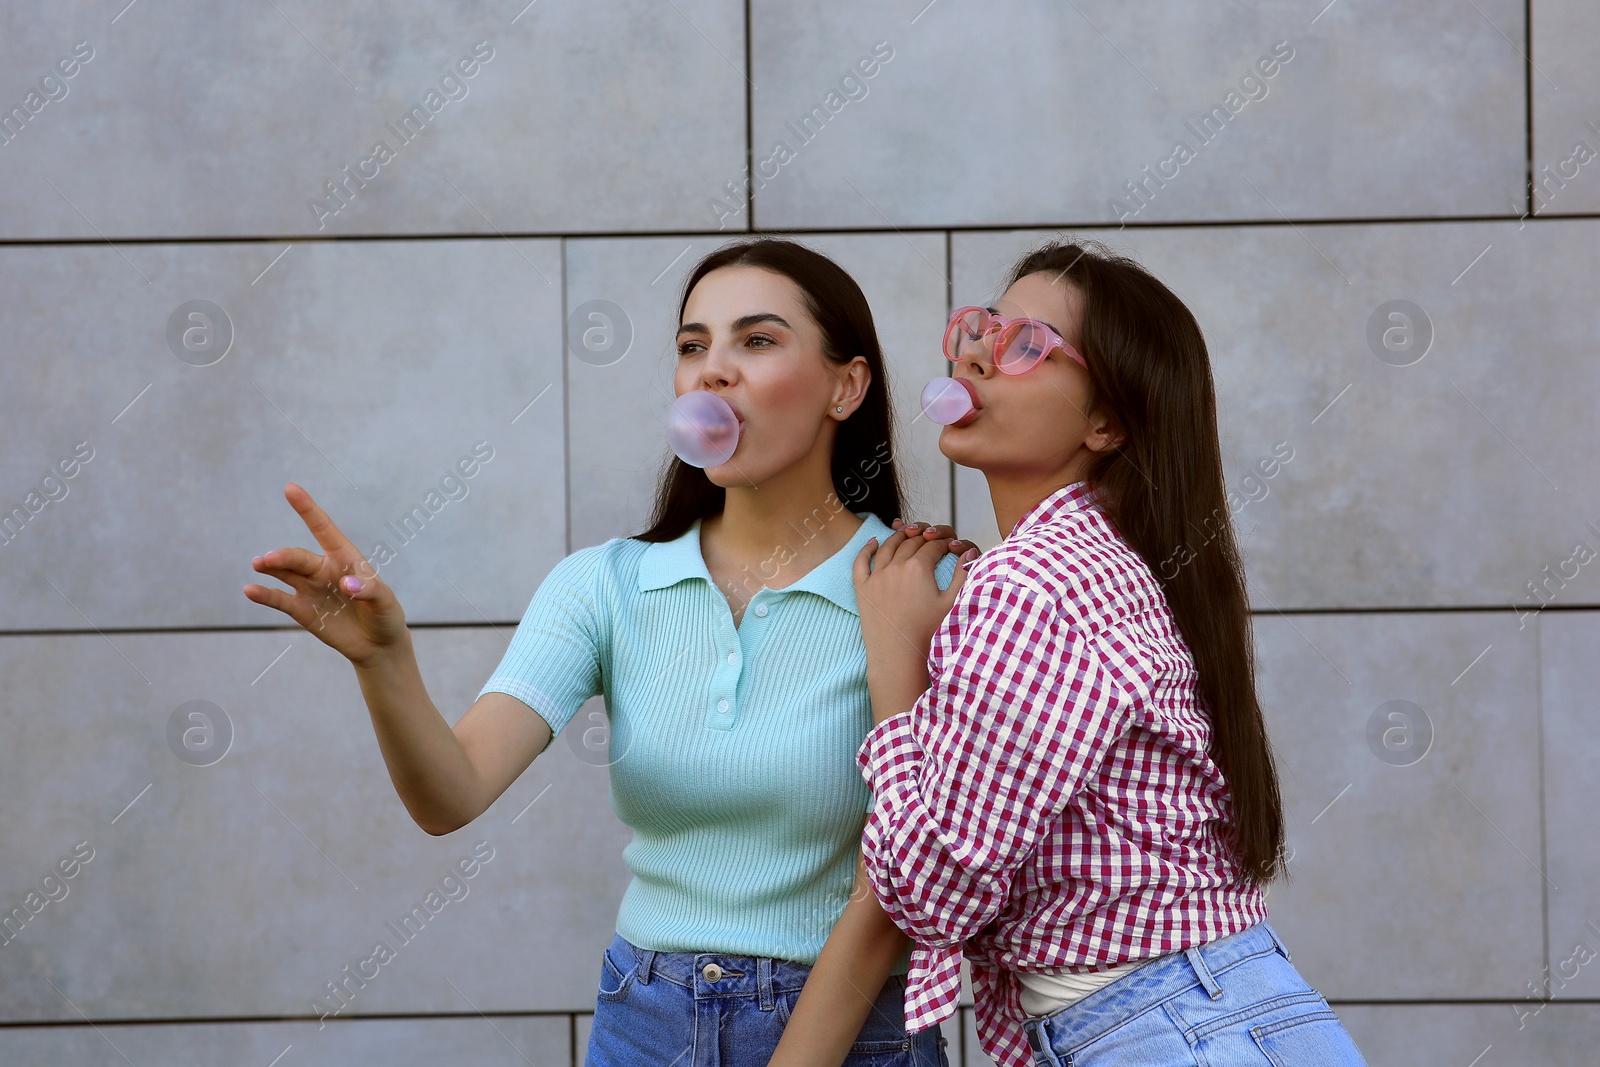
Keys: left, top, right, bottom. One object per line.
{"left": 703, "top": 456, "right": 769, "bottom": 488}
{"left": 937, "top": 427, "right": 985, "bottom": 468}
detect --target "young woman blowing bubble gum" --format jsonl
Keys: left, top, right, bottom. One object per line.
{"left": 831, "top": 240, "right": 1368, "bottom": 1066}
{"left": 242, "top": 238, "right": 977, "bottom": 1066}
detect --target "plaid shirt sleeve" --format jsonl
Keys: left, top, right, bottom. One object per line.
{"left": 855, "top": 573, "right": 1137, "bottom": 1036}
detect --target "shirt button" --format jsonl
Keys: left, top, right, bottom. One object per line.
{"left": 717, "top": 698, "right": 729, "bottom": 712}
{"left": 727, "top": 651, "right": 739, "bottom": 665}
{"left": 703, "top": 963, "right": 723, "bottom": 982}
{"left": 753, "top": 604, "right": 768, "bottom": 617}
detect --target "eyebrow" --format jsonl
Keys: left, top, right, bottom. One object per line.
{"left": 988, "top": 305, "right": 1064, "bottom": 338}
{"left": 677, "top": 312, "right": 794, "bottom": 338}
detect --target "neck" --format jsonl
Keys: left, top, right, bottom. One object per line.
{"left": 985, "top": 458, "right": 1091, "bottom": 540}
{"left": 702, "top": 453, "right": 864, "bottom": 588}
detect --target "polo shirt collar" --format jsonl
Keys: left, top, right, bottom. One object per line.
{"left": 637, "top": 511, "right": 888, "bottom": 616}
{"left": 1008, "top": 480, "right": 1101, "bottom": 540}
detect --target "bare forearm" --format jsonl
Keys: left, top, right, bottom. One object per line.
{"left": 866, "top": 650, "right": 931, "bottom": 727}
{"left": 768, "top": 853, "right": 910, "bottom": 1067}
{"left": 351, "top": 634, "right": 481, "bottom": 834}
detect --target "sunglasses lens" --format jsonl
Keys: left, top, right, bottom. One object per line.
{"left": 996, "top": 322, "right": 1049, "bottom": 373}
{"left": 943, "top": 308, "right": 987, "bottom": 361}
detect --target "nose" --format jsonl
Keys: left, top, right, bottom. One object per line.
{"left": 698, "top": 338, "right": 738, "bottom": 388}
{"left": 955, "top": 328, "right": 997, "bottom": 377}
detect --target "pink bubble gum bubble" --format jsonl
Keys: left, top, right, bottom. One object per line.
{"left": 667, "top": 390, "right": 742, "bottom": 467}
{"left": 919, "top": 377, "right": 975, "bottom": 425}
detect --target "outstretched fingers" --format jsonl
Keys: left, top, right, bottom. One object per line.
{"left": 241, "top": 580, "right": 318, "bottom": 629}
{"left": 284, "top": 482, "right": 359, "bottom": 558}
{"left": 253, "top": 546, "right": 324, "bottom": 579}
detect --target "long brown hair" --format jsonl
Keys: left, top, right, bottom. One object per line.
{"left": 636, "top": 238, "right": 908, "bottom": 543}
{"left": 1002, "top": 238, "right": 1285, "bottom": 883}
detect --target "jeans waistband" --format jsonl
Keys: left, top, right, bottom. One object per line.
{"left": 616, "top": 933, "right": 834, "bottom": 1002}
{"left": 1024, "top": 922, "right": 1293, "bottom": 1055}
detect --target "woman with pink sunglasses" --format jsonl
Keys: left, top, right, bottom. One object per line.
{"left": 773, "top": 239, "right": 1367, "bottom": 1065}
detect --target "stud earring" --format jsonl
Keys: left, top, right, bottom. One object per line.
{"left": 835, "top": 406, "right": 843, "bottom": 413}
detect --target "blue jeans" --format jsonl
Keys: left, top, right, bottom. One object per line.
{"left": 1021, "top": 922, "right": 1366, "bottom": 1066}
{"left": 585, "top": 932, "right": 950, "bottom": 1067}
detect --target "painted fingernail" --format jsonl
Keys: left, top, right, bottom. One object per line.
{"left": 963, "top": 548, "right": 978, "bottom": 561}
{"left": 343, "top": 576, "right": 363, "bottom": 594}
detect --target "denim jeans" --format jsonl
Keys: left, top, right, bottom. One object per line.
{"left": 1021, "top": 922, "right": 1366, "bottom": 1066}
{"left": 585, "top": 931, "right": 950, "bottom": 1067}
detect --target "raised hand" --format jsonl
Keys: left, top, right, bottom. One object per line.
{"left": 242, "top": 483, "right": 409, "bottom": 668}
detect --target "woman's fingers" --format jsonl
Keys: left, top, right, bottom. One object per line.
{"left": 283, "top": 482, "right": 359, "bottom": 558}
{"left": 876, "top": 520, "right": 978, "bottom": 578}
{"left": 253, "top": 546, "right": 325, "bottom": 579}
{"left": 913, "top": 535, "right": 962, "bottom": 568}
{"left": 250, "top": 558, "right": 320, "bottom": 596}
{"left": 896, "top": 519, "right": 975, "bottom": 555}
{"left": 875, "top": 523, "right": 911, "bottom": 563}
{"left": 241, "top": 581, "right": 317, "bottom": 629}
{"left": 852, "top": 537, "right": 880, "bottom": 585}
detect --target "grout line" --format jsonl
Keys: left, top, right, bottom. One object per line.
{"left": 1536, "top": 612, "right": 1550, "bottom": 999}
{"left": 560, "top": 236, "right": 571, "bottom": 557}
{"left": 9, "top": 601, "right": 1600, "bottom": 640}
{"left": 2, "top": 213, "right": 1593, "bottom": 251}
{"left": 944, "top": 230, "right": 956, "bottom": 527}
{"left": 743, "top": 0, "right": 754, "bottom": 232}
{"left": 1524, "top": 0, "right": 1536, "bottom": 218}
{"left": 0, "top": 1010, "right": 595, "bottom": 1031}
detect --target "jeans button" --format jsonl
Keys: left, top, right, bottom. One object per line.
{"left": 703, "top": 963, "right": 722, "bottom": 982}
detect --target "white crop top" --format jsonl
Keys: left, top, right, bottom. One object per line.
{"left": 1015, "top": 954, "right": 1167, "bottom": 1018}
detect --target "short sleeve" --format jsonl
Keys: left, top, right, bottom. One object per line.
{"left": 933, "top": 549, "right": 960, "bottom": 593}
{"left": 476, "top": 544, "right": 609, "bottom": 736}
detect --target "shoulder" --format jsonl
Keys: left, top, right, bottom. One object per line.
{"left": 545, "top": 537, "right": 637, "bottom": 584}
{"left": 966, "top": 507, "right": 1163, "bottom": 633}
{"left": 523, "top": 537, "right": 644, "bottom": 612}
{"left": 853, "top": 510, "right": 963, "bottom": 592}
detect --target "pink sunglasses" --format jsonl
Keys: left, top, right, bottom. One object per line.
{"left": 942, "top": 305, "right": 1085, "bottom": 375}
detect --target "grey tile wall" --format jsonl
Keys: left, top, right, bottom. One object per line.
{"left": 749, "top": 0, "right": 1526, "bottom": 230}
{"left": 0, "top": 2, "right": 746, "bottom": 238}
{"left": 0, "top": 1016, "right": 573, "bottom": 1067}
{"left": 1336, "top": 1003, "right": 1600, "bottom": 1067}
{"left": 1531, "top": 0, "right": 1600, "bottom": 215}
{"left": 0, "top": 629, "right": 632, "bottom": 1020}
{"left": 1253, "top": 611, "right": 1544, "bottom": 999}
{"left": 0, "top": 238, "right": 567, "bottom": 630}
{"left": 1539, "top": 612, "right": 1600, "bottom": 1002}
{"left": 2, "top": 0, "right": 1590, "bottom": 1064}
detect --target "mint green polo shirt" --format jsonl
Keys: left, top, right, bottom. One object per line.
{"left": 478, "top": 510, "right": 958, "bottom": 968}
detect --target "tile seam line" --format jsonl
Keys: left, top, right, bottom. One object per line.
{"left": 0, "top": 1009, "right": 589, "bottom": 1029}
{"left": 6, "top": 602, "right": 1599, "bottom": 639}
{"left": 0, "top": 213, "right": 1594, "bottom": 249}
{"left": 10, "top": 998, "right": 1600, "bottom": 1030}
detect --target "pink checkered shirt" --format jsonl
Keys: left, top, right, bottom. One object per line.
{"left": 856, "top": 480, "right": 1267, "bottom": 1067}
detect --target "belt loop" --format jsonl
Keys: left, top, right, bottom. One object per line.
{"left": 757, "top": 957, "right": 775, "bottom": 1011}
{"left": 636, "top": 948, "right": 657, "bottom": 985}
{"left": 1184, "top": 945, "right": 1225, "bottom": 1001}
{"left": 1024, "top": 1018, "right": 1066, "bottom": 1067}
{"left": 1263, "top": 922, "right": 1293, "bottom": 963}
